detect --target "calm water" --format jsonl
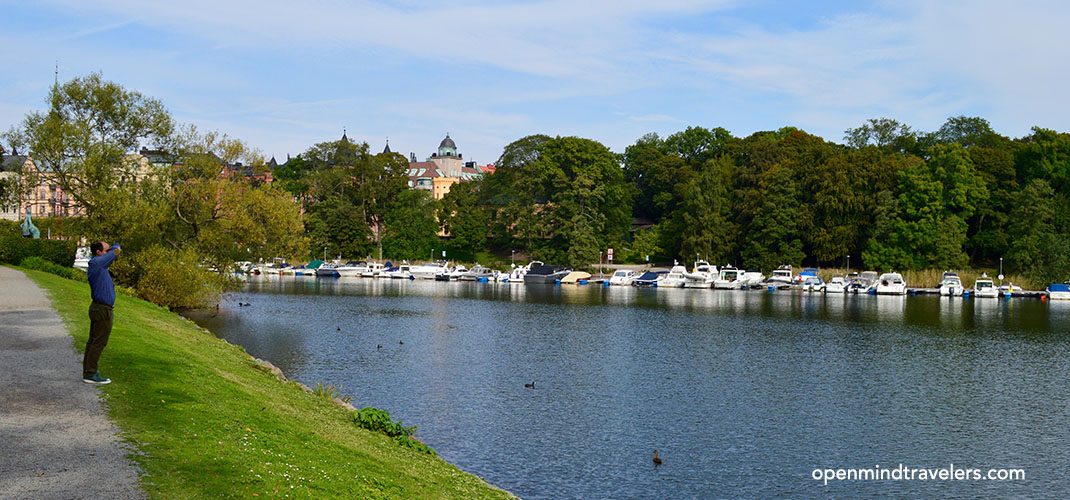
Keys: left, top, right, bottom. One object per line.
{"left": 188, "top": 277, "right": 1070, "bottom": 499}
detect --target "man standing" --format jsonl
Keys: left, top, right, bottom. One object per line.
{"left": 85, "top": 241, "right": 120, "bottom": 385}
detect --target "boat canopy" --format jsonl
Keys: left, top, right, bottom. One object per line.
{"left": 1050, "top": 284, "right": 1070, "bottom": 292}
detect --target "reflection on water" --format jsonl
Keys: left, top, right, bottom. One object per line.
{"left": 188, "top": 276, "right": 1070, "bottom": 499}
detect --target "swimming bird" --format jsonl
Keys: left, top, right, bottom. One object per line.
{"left": 653, "top": 450, "right": 662, "bottom": 465}
{"left": 377, "top": 344, "right": 382, "bottom": 350}
{"left": 337, "top": 327, "right": 341, "bottom": 331}
{"left": 524, "top": 381, "right": 536, "bottom": 388}
{"left": 399, "top": 340, "right": 404, "bottom": 345}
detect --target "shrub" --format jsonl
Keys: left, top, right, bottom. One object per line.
{"left": 132, "top": 245, "right": 222, "bottom": 310}
{"left": 19, "top": 256, "right": 87, "bottom": 282}
{"left": 0, "top": 234, "right": 77, "bottom": 267}
{"left": 352, "top": 407, "right": 435, "bottom": 455}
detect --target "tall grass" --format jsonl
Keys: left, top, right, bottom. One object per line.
{"left": 817, "top": 267, "right": 1040, "bottom": 289}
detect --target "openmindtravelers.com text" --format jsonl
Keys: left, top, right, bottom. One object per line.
{"left": 813, "top": 464, "right": 1025, "bottom": 485}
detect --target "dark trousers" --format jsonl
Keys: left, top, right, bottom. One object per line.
{"left": 85, "top": 302, "right": 113, "bottom": 378}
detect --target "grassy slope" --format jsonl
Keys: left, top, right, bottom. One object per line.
{"left": 22, "top": 269, "right": 513, "bottom": 500}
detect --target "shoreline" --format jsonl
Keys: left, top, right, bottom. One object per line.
{"left": 17, "top": 266, "right": 515, "bottom": 499}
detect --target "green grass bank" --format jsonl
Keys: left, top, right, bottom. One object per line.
{"left": 20, "top": 268, "right": 513, "bottom": 499}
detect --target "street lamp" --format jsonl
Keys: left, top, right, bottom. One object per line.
{"left": 999, "top": 257, "right": 1004, "bottom": 284}
{"left": 511, "top": 249, "right": 515, "bottom": 268}
{"left": 847, "top": 254, "right": 850, "bottom": 272}
{"left": 323, "top": 246, "right": 327, "bottom": 261}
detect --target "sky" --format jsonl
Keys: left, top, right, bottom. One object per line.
{"left": 3, "top": 0, "right": 1070, "bottom": 165}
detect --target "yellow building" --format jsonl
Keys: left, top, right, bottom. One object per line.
{"left": 405, "top": 134, "right": 493, "bottom": 199}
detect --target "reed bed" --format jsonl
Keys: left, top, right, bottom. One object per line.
{"left": 815, "top": 268, "right": 1039, "bottom": 290}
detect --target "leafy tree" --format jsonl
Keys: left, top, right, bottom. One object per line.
{"left": 663, "top": 155, "right": 736, "bottom": 264}
{"left": 935, "top": 116, "right": 1006, "bottom": 149}
{"left": 3, "top": 72, "right": 173, "bottom": 215}
{"left": 861, "top": 190, "right": 913, "bottom": 271}
{"left": 439, "top": 181, "right": 488, "bottom": 257}
{"left": 486, "top": 135, "right": 631, "bottom": 267}
{"left": 844, "top": 118, "right": 915, "bottom": 152}
{"left": 741, "top": 164, "right": 804, "bottom": 272}
{"left": 382, "top": 189, "right": 440, "bottom": 261}
{"left": 1006, "top": 179, "right": 1070, "bottom": 283}
{"left": 305, "top": 194, "right": 374, "bottom": 259}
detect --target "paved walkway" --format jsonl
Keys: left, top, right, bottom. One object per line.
{"left": 0, "top": 267, "right": 143, "bottom": 500}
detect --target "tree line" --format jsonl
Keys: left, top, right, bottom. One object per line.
{"left": 433, "top": 118, "right": 1069, "bottom": 286}
{"left": 4, "top": 74, "right": 1068, "bottom": 310}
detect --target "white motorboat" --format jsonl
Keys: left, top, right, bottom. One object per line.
{"left": 713, "top": 265, "right": 744, "bottom": 290}
{"left": 972, "top": 274, "right": 998, "bottom": 298}
{"left": 658, "top": 264, "right": 688, "bottom": 288}
{"left": 801, "top": 276, "right": 825, "bottom": 292}
{"left": 410, "top": 261, "right": 449, "bottom": 280}
{"left": 363, "top": 262, "right": 386, "bottom": 277}
{"left": 389, "top": 264, "right": 413, "bottom": 279}
{"left": 683, "top": 260, "right": 716, "bottom": 288}
{"left": 315, "top": 262, "right": 340, "bottom": 277}
{"left": 875, "top": 272, "right": 907, "bottom": 295}
{"left": 335, "top": 261, "right": 368, "bottom": 277}
{"left": 460, "top": 265, "right": 497, "bottom": 281}
{"left": 767, "top": 265, "right": 794, "bottom": 287}
{"left": 609, "top": 269, "right": 638, "bottom": 286}
{"left": 1048, "top": 283, "right": 1070, "bottom": 300}
{"left": 825, "top": 276, "right": 847, "bottom": 293}
{"left": 740, "top": 270, "right": 765, "bottom": 288}
{"left": 938, "top": 272, "right": 964, "bottom": 296}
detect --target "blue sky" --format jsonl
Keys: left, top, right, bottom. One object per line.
{"left": 3, "top": 0, "right": 1070, "bottom": 165}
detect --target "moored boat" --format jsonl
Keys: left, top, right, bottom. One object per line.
{"left": 460, "top": 265, "right": 497, "bottom": 281}
{"left": 973, "top": 274, "right": 998, "bottom": 298}
{"left": 740, "top": 270, "right": 765, "bottom": 288}
{"left": 609, "top": 269, "right": 638, "bottom": 286}
{"left": 507, "top": 261, "right": 542, "bottom": 283}
{"left": 560, "top": 271, "right": 592, "bottom": 284}
{"left": 825, "top": 276, "right": 847, "bottom": 293}
{"left": 938, "top": 272, "right": 964, "bottom": 296}
{"left": 1048, "top": 283, "right": 1070, "bottom": 300}
{"left": 632, "top": 271, "right": 662, "bottom": 287}
{"left": 713, "top": 265, "right": 743, "bottom": 290}
{"left": 411, "top": 261, "right": 450, "bottom": 280}
{"left": 683, "top": 260, "right": 716, "bottom": 288}
{"left": 875, "top": 272, "right": 907, "bottom": 295}
{"left": 801, "top": 275, "right": 825, "bottom": 292}
{"left": 766, "top": 265, "right": 794, "bottom": 288}
{"left": 315, "top": 262, "right": 340, "bottom": 277}
{"left": 658, "top": 264, "right": 688, "bottom": 288}
{"left": 335, "top": 261, "right": 368, "bottom": 277}
{"left": 524, "top": 264, "right": 570, "bottom": 284}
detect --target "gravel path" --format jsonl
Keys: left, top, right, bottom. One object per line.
{"left": 0, "top": 267, "right": 144, "bottom": 500}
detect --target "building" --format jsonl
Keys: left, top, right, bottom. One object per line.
{"left": 405, "top": 134, "right": 494, "bottom": 199}
{"left": 0, "top": 148, "right": 27, "bottom": 221}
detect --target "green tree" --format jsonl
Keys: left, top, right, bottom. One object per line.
{"left": 382, "top": 189, "right": 440, "bottom": 261}
{"left": 1006, "top": 179, "right": 1070, "bottom": 283}
{"left": 3, "top": 72, "right": 173, "bottom": 215}
{"left": 439, "top": 181, "right": 488, "bottom": 257}
{"left": 664, "top": 155, "right": 736, "bottom": 264}
{"left": 844, "top": 118, "right": 915, "bottom": 152}
{"left": 305, "top": 194, "right": 373, "bottom": 259}
{"left": 741, "top": 164, "right": 804, "bottom": 272}
{"left": 861, "top": 190, "right": 913, "bottom": 271}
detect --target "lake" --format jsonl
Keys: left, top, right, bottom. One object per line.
{"left": 186, "top": 276, "right": 1070, "bottom": 499}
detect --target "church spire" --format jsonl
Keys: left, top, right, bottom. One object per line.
{"left": 383, "top": 138, "right": 391, "bottom": 154}
{"left": 341, "top": 127, "right": 348, "bottom": 142}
